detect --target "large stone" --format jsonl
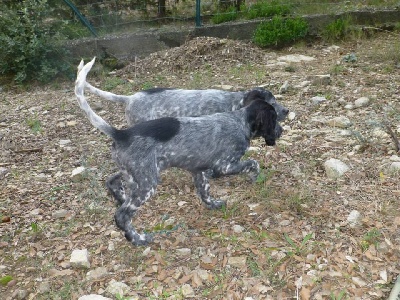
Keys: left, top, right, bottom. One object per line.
{"left": 278, "top": 54, "right": 315, "bottom": 63}
{"left": 389, "top": 162, "right": 400, "bottom": 173}
{"left": 86, "top": 267, "right": 108, "bottom": 281}
{"left": 106, "top": 279, "right": 130, "bottom": 297}
{"left": 347, "top": 210, "right": 362, "bottom": 228}
{"left": 181, "top": 284, "right": 196, "bottom": 298}
{"left": 71, "top": 166, "right": 87, "bottom": 182}
{"left": 354, "top": 97, "right": 370, "bottom": 107}
{"left": 324, "top": 158, "right": 350, "bottom": 179}
{"left": 70, "top": 249, "right": 90, "bottom": 268}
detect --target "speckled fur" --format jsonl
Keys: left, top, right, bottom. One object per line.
{"left": 79, "top": 58, "right": 289, "bottom": 124}
{"left": 75, "top": 58, "right": 283, "bottom": 246}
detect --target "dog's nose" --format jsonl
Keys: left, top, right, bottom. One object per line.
{"left": 283, "top": 107, "right": 289, "bottom": 116}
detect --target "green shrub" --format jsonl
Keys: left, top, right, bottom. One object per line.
{"left": 322, "top": 17, "right": 353, "bottom": 42}
{"left": 0, "top": 0, "right": 72, "bottom": 83}
{"left": 211, "top": 6, "right": 239, "bottom": 24}
{"left": 245, "top": 0, "right": 291, "bottom": 20}
{"left": 253, "top": 16, "right": 308, "bottom": 48}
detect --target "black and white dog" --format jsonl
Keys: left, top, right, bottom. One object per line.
{"left": 79, "top": 58, "right": 289, "bottom": 125}
{"left": 75, "top": 58, "right": 283, "bottom": 246}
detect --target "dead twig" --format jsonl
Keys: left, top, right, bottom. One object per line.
{"left": 14, "top": 147, "right": 43, "bottom": 153}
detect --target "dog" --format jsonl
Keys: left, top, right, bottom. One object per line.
{"left": 75, "top": 58, "right": 283, "bottom": 246}
{"left": 79, "top": 58, "right": 289, "bottom": 125}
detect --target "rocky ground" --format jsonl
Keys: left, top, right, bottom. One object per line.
{"left": 1, "top": 32, "right": 400, "bottom": 300}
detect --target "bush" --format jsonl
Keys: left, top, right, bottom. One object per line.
{"left": 0, "top": 0, "right": 72, "bottom": 83}
{"left": 245, "top": 0, "right": 291, "bottom": 20}
{"left": 253, "top": 16, "right": 308, "bottom": 48}
{"left": 322, "top": 17, "right": 353, "bottom": 42}
{"left": 211, "top": 6, "right": 239, "bottom": 24}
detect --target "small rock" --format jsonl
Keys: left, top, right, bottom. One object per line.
{"left": 181, "top": 283, "right": 195, "bottom": 298}
{"left": 71, "top": 166, "right": 87, "bottom": 182}
{"left": 324, "top": 158, "right": 350, "bottom": 179}
{"left": 344, "top": 104, "right": 354, "bottom": 110}
{"left": 30, "top": 208, "right": 41, "bottom": 216}
{"left": 212, "top": 84, "right": 234, "bottom": 91}
{"left": 327, "top": 116, "right": 352, "bottom": 128}
{"left": 86, "top": 267, "right": 108, "bottom": 281}
{"left": 311, "top": 96, "right": 326, "bottom": 105}
{"left": 38, "top": 281, "right": 51, "bottom": 294}
{"left": 390, "top": 155, "right": 400, "bottom": 162}
{"left": 164, "top": 217, "right": 175, "bottom": 226}
{"left": 106, "top": 279, "right": 130, "bottom": 297}
{"left": 279, "top": 220, "right": 291, "bottom": 226}
{"left": 347, "top": 210, "right": 362, "bottom": 228}
{"left": 108, "top": 241, "right": 115, "bottom": 251}
{"left": 389, "top": 162, "right": 400, "bottom": 173}
{"left": 12, "top": 289, "right": 27, "bottom": 300}
{"left": 66, "top": 120, "right": 77, "bottom": 127}
{"left": 372, "top": 128, "right": 389, "bottom": 139}
{"left": 36, "top": 173, "right": 48, "bottom": 182}
{"left": 352, "top": 276, "right": 367, "bottom": 287}
{"left": 307, "top": 74, "right": 331, "bottom": 86}
{"left": 288, "top": 111, "right": 296, "bottom": 121}
{"left": 228, "top": 256, "right": 247, "bottom": 268}
{"left": 52, "top": 209, "right": 69, "bottom": 219}
{"left": 110, "top": 230, "right": 120, "bottom": 238}
{"left": 196, "top": 269, "right": 210, "bottom": 281}
{"left": 59, "top": 139, "right": 71, "bottom": 147}
{"left": 232, "top": 224, "right": 245, "bottom": 233}
{"left": 7, "top": 279, "right": 17, "bottom": 287}
{"left": 279, "top": 81, "right": 290, "bottom": 93}
{"left": 262, "top": 218, "right": 270, "bottom": 228}
{"left": 142, "top": 247, "right": 151, "bottom": 256}
{"left": 278, "top": 54, "right": 315, "bottom": 63}
{"left": 0, "top": 167, "right": 9, "bottom": 179}
{"left": 70, "top": 249, "right": 90, "bottom": 268}
{"left": 176, "top": 248, "right": 191, "bottom": 256}
{"left": 354, "top": 97, "right": 370, "bottom": 107}
{"left": 78, "top": 295, "right": 112, "bottom": 300}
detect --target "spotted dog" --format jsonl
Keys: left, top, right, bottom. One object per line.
{"left": 75, "top": 58, "right": 283, "bottom": 246}
{"left": 78, "top": 58, "right": 289, "bottom": 124}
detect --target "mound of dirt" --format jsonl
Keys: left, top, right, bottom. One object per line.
{"left": 119, "top": 36, "right": 274, "bottom": 76}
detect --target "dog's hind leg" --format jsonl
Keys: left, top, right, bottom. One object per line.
{"left": 114, "top": 161, "right": 159, "bottom": 246}
{"left": 106, "top": 172, "right": 125, "bottom": 206}
{"left": 193, "top": 172, "right": 226, "bottom": 209}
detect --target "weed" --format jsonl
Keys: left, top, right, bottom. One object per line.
{"left": 330, "top": 289, "right": 347, "bottom": 300}
{"left": 30, "top": 222, "right": 40, "bottom": 233}
{"left": 26, "top": 115, "right": 42, "bottom": 134}
{"left": 141, "top": 82, "right": 154, "bottom": 90}
{"left": 286, "top": 191, "right": 311, "bottom": 213}
{"left": 247, "top": 255, "right": 261, "bottom": 276}
{"left": 221, "top": 202, "right": 240, "bottom": 219}
{"left": 253, "top": 16, "right": 308, "bottom": 48}
{"left": 104, "top": 76, "right": 125, "bottom": 91}
{"left": 0, "top": 275, "right": 13, "bottom": 286}
{"left": 284, "top": 232, "right": 313, "bottom": 256}
{"left": 360, "top": 228, "right": 381, "bottom": 252}
{"left": 245, "top": 0, "right": 292, "bottom": 20}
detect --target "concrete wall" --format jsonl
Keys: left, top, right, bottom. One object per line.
{"left": 68, "top": 9, "right": 400, "bottom": 60}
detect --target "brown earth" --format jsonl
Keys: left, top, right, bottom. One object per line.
{"left": 1, "top": 32, "right": 400, "bottom": 299}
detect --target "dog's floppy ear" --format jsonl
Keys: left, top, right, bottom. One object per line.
{"left": 256, "top": 102, "right": 277, "bottom": 146}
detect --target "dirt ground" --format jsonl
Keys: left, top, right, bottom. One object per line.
{"left": 1, "top": 32, "right": 400, "bottom": 299}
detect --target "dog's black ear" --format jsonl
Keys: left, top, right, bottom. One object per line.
{"left": 242, "top": 90, "right": 265, "bottom": 107}
{"left": 256, "top": 103, "right": 277, "bottom": 146}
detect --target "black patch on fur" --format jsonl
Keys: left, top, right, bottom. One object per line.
{"left": 115, "top": 117, "right": 180, "bottom": 143}
{"left": 243, "top": 88, "right": 274, "bottom": 107}
{"left": 142, "top": 87, "right": 176, "bottom": 95}
{"left": 246, "top": 100, "right": 277, "bottom": 146}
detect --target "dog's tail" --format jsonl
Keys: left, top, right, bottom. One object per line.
{"left": 76, "top": 57, "right": 130, "bottom": 104}
{"left": 75, "top": 58, "right": 118, "bottom": 139}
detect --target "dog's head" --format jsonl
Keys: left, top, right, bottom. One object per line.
{"left": 247, "top": 100, "right": 283, "bottom": 146}
{"left": 242, "top": 87, "right": 289, "bottom": 122}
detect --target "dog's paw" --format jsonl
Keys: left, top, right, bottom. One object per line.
{"left": 125, "top": 231, "right": 154, "bottom": 246}
{"left": 206, "top": 199, "right": 226, "bottom": 210}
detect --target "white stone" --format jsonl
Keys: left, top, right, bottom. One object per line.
{"left": 86, "top": 267, "right": 108, "bottom": 281}
{"left": 390, "top": 155, "right": 400, "bottom": 161}
{"left": 78, "top": 295, "right": 112, "bottom": 300}
{"left": 347, "top": 210, "right": 362, "bottom": 228}
{"left": 228, "top": 256, "right": 247, "bottom": 268}
{"left": 327, "top": 116, "right": 352, "bottom": 128}
{"left": 232, "top": 224, "right": 245, "bottom": 233}
{"left": 70, "top": 249, "right": 90, "bottom": 268}
{"left": 278, "top": 54, "right": 315, "bottom": 63}
{"left": 59, "top": 139, "right": 71, "bottom": 146}
{"left": 354, "top": 97, "right": 370, "bottom": 107}
{"left": 71, "top": 166, "right": 86, "bottom": 182}
{"left": 196, "top": 269, "right": 210, "bottom": 281}
{"left": 389, "top": 162, "right": 400, "bottom": 173}
{"left": 164, "top": 217, "right": 175, "bottom": 226}
{"left": 52, "top": 209, "right": 69, "bottom": 219}
{"left": 181, "top": 284, "right": 195, "bottom": 298}
{"left": 324, "top": 158, "right": 350, "bottom": 179}
{"left": 106, "top": 280, "right": 130, "bottom": 297}
{"left": 311, "top": 96, "right": 326, "bottom": 105}
{"left": 262, "top": 218, "right": 270, "bottom": 228}
{"left": 288, "top": 111, "right": 296, "bottom": 121}
{"left": 307, "top": 74, "right": 331, "bottom": 85}
{"left": 279, "top": 81, "right": 290, "bottom": 93}
{"left": 176, "top": 248, "right": 191, "bottom": 256}
{"left": 372, "top": 128, "right": 389, "bottom": 138}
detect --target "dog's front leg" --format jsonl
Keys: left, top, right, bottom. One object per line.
{"left": 213, "top": 159, "right": 260, "bottom": 182}
{"left": 193, "top": 172, "right": 226, "bottom": 209}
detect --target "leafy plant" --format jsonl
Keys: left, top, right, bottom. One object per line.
{"left": 27, "top": 115, "right": 42, "bottom": 134}
{"left": 0, "top": 0, "right": 72, "bottom": 83}
{"left": 245, "top": 0, "right": 291, "bottom": 20}
{"left": 253, "top": 16, "right": 308, "bottom": 48}
{"left": 0, "top": 275, "right": 13, "bottom": 286}
{"left": 284, "top": 232, "right": 313, "bottom": 256}
{"left": 211, "top": 6, "right": 239, "bottom": 24}
{"left": 322, "top": 17, "right": 353, "bottom": 42}
{"left": 361, "top": 228, "right": 381, "bottom": 252}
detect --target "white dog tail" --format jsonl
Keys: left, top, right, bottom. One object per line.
{"left": 75, "top": 58, "right": 118, "bottom": 139}
{"left": 76, "top": 57, "right": 131, "bottom": 104}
